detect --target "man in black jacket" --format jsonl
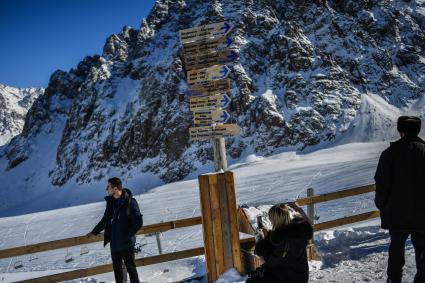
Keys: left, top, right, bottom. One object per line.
{"left": 375, "top": 116, "right": 425, "bottom": 283}
{"left": 87, "top": 177, "right": 143, "bottom": 283}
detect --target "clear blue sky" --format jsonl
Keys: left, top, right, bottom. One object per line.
{"left": 0, "top": 0, "right": 156, "bottom": 88}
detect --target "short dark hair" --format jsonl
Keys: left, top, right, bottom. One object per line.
{"left": 397, "top": 116, "right": 421, "bottom": 136}
{"left": 108, "top": 177, "right": 122, "bottom": 190}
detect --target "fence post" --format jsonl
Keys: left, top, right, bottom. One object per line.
{"left": 199, "top": 171, "right": 242, "bottom": 283}
{"left": 306, "top": 187, "right": 316, "bottom": 260}
{"left": 307, "top": 188, "right": 315, "bottom": 224}
{"left": 155, "top": 233, "right": 163, "bottom": 255}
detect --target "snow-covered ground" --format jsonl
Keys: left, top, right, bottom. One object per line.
{"left": 0, "top": 139, "right": 422, "bottom": 282}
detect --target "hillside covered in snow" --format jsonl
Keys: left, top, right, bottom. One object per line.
{"left": 0, "top": 0, "right": 424, "bottom": 215}
{"left": 0, "top": 141, "right": 421, "bottom": 282}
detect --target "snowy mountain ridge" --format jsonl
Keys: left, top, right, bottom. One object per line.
{"left": 0, "top": 0, "right": 424, "bottom": 214}
{"left": 0, "top": 84, "right": 44, "bottom": 146}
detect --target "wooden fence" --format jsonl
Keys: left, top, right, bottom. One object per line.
{"left": 0, "top": 183, "right": 379, "bottom": 282}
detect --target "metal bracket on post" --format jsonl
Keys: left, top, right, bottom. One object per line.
{"left": 212, "top": 134, "right": 228, "bottom": 172}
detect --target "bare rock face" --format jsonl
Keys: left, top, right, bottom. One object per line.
{"left": 1, "top": 0, "right": 424, "bottom": 193}
{"left": 0, "top": 84, "right": 43, "bottom": 146}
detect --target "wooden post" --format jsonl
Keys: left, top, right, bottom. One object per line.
{"left": 199, "top": 171, "right": 242, "bottom": 283}
{"left": 212, "top": 137, "right": 228, "bottom": 171}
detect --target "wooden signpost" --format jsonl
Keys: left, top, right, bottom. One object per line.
{"left": 189, "top": 78, "right": 231, "bottom": 96}
{"left": 193, "top": 109, "right": 230, "bottom": 125}
{"left": 189, "top": 124, "right": 240, "bottom": 141}
{"left": 183, "top": 36, "right": 233, "bottom": 56}
{"left": 187, "top": 65, "right": 231, "bottom": 86}
{"left": 180, "top": 20, "right": 240, "bottom": 172}
{"left": 190, "top": 94, "right": 231, "bottom": 111}
{"left": 179, "top": 22, "right": 232, "bottom": 44}
{"left": 180, "top": 23, "right": 243, "bottom": 281}
{"left": 184, "top": 50, "right": 238, "bottom": 71}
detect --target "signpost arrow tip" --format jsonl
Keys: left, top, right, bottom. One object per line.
{"left": 221, "top": 22, "right": 231, "bottom": 33}
{"left": 220, "top": 110, "right": 230, "bottom": 122}
{"left": 221, "top": 94, "right": 230, "bottom": 108}
{"left": 225, "top": 37, "right": 233, "bottom": 48}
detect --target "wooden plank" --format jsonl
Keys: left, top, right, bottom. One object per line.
{"left": 188, "top": 78, "right": 230, "bottom": 96}
{"left": 0, "top": 217, "right": 202, "bottom": 260}
{"left": 189, "top": 124, "right": 240, "bottom": 141}
{"left": 217, "top": 173, "right": 233, "bottom": 270}
{"left": 193, "top": 109, "right": 229, "bottom": 125}
{"left": 184, "top": 49, "right": 238, "bottom": 71}
{"left": 224, "top": 172, "right": 243, "bottom": 274}
{"left": 187, "top": 65, "right": 230, "bottom": 85}
{"left": 190, "top": 94, "right": 230, "bottom": 111}
{"left": 183, "top": 36, "right": 233, "bottom": 56}
{"left": 19, "top": 247, "right": 205, "bottom": 283}
{"left": 296, "top": 184, "right": 376, "bottom": 206}
{"left": 20, "top": 238, "right": 257, "bottom": 283}
{"left": 179, "top": 22, "right": 232, "bottom": 44}
{"left": 198, "top": 174, "right": 216, "bottom": 283}
{"left": 237, "top": 207, "right": 255, "bottom": 235}
{"left": 314, "top": 211, "right": 380, "bottom": 232}
{"left": 208, "top": 174, "right": 225, "bottom": 277}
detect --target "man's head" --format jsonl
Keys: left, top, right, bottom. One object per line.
{"left": 106, "top": 177, "right": 122, "bottom": 199}
{"left": 397, "top": 116, "right": 421, "bottom": 137}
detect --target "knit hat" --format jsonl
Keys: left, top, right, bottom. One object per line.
{"left": 397, "top": 116, "right": 421, "bottom": 136}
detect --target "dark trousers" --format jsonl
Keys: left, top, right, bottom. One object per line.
{"left": 111, "top": 247, "right": 140, "bottom": 283}
{"left": 388, "top": 230, "right": 425, "bottom": 283}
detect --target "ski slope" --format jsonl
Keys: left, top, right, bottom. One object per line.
{"left": 0, "top": 139, "right": 422, "bottom": 282}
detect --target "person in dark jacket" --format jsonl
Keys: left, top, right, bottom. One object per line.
{"left": 374, "top": 116, "right": 425, "bottom": 283}
{"left": 247, "top": 203, "right": 313, "bottom": 283}
{"left": 86, "top": 177, "right": 143, "bottom": 283}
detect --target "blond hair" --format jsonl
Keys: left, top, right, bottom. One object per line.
{"left": 268, "top": 204, "right": 291, "bottom": 231}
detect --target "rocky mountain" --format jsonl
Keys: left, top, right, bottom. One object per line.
{"left": 0, "top": 84, "right": 43, "bottom": 146}
{"left": 0, "top": 0, "right": 424, "bottom": 214}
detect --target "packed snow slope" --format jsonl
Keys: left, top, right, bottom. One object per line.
{"left": 0, "top": 0, "right": 424, "bottom": 214}
{"left": 0, "top": 84, "right": 43, "bottom": 146}
{"left": 0, "top": 141, "right": 421, "bottom": 282}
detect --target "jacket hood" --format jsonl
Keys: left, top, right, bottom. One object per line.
{"left": 104, "top": 188, "right": 133, "bottom": 202}
{"left": 270, "top": 219, "right": 313, "bottom": 244}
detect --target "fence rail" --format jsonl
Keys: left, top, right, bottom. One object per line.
{"left": 0, "top": 183, "right": 380, "bottom": 283}
{"left": 296, "top": 184, "right": 376, "bottom": 206}
{"left": 0, "top": 216, "right": 202, "bottom": 260}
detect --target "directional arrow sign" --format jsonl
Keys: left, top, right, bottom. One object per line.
{"left": 179, "top": 22, "right": 232, "bottom": 44}
{"left": 183, "top": 36, "right": 233, "bottom": 56}
{"left": 189, "top": 124, "right": 241, "bottom": 141}
{"left": 190, "top": 94, "right": 231, "bottom": 111}
{"left": 188, "top": 78, "right": 230, "bottom": 96}
{"left": 184, "top": 50, "right": 238, "bottom": 71}
{"left": 187, "top": 65, "right": 230, "bottom": 85}
{"left": 193, "top": 109, "right": 230, "bottom": 125}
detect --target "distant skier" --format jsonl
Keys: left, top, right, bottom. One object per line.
{"left": 247, "top": 203, "right": 313, "bottom": 283}
{"left": 86, "top": 177, "right": 143, "bottom": 283}
{"left": 375, "top": 116, "right": 425, "bottom": 283}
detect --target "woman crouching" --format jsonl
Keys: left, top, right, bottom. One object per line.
{"left": 247, "top": 204, "right": 313, "bottom": 283}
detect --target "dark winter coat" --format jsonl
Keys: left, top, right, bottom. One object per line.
{"left": 91, "top": 189, "right": 143, "bottom": 251}
{"left": 254, "top": 217, "right": 313, "bottom": 283}
{"left": 374, "top": 135, "right": 425, "bottom": 230}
